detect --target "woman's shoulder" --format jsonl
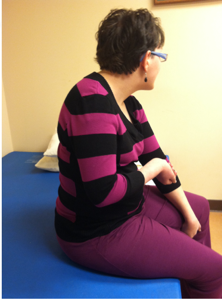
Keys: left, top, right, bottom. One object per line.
{"left": 66, "top": 72, "right": 109, "bottom": 100}
{"left": 64, "top": 73, "right": 116, "bottom": 115}
{"left": 76, "top": 73, "right": 109, "bottom": 98}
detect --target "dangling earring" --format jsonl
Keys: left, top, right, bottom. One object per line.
{"left": 144, "top": 72, "right": 147, "bottom": 83}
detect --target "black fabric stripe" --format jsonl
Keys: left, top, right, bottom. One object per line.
{"left": 125, "top": 95, "right": 142, "bottom": 112}
{"left": 83, "top": 174, "right": 117, "bottom": 205}
{"left": 58, "top": 186, "right": 77, "bottom": 211}
{"left": 64, "top": 86, "right": 115, "bottom": 116}
{"left": 58, "top": 158, "right": 73, "bottom": 179}
{"left": 154, "top": 176, "right": 181, "bottom": 194}
{"left": 139, "top": 148, "right": 166, "bottom": 165}
{"left": 54, "top": 208, "right": 139, "bottom": 243}
{"left": 140, "top": 121, "right": 155, "bottom": 138}
{"left": 57, "top": 124, "right": 71, "bottom": 152}
{"left": 70, "top": 134, "right": 117, "bottom": 159}
{"left": 59, "top": 155, "right": 86, "bottom": 196}
{"left": 117, "top": 132, "right": 143, "bottom": 156}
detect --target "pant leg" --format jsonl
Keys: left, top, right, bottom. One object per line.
{"left": 141, "top": 186, "right": 221, "bottom": 298}
{"left": 57, "top": 187, "right": 222, "bottom": 298}
{"left": 142, "top": 186, "right": 211, "bottom": 247}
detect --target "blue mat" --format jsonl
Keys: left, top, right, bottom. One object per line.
{"left": 2, "top": 152, "right": 181, "bottom": 298}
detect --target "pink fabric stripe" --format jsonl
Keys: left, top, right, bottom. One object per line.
{"left": 77, "top": 78, "right": 108, "bottom": 97}
{"left": 69, "top": 113, "right": 117, "bottom": 136}
{"left": 120, "top": 141, "right": 144, "bottom": 167}
{"left": 78, "top": 154, "right": 116, "bottom": 182}
{"left": 143, "top": 135, "right": 160, "bottom": 154}
{"left": 58, "top": 144, "right": 70, "bottom": 164}
{"left": 59, "top": 173, "right": 76, "bottom": 197}
{"left": 60, "top": 109, "right": 127, "bottom": 137}
{"left": 59, "top": 102, "right": 127, "bottom": 137}
{"left": 96, "top": 174, "right": 127, "bottom": 207}
{"left": 133, "top": 109, "right": 147, "bottom": 124}
{"left": 56, "top": 197, "right": 76, "bottom": 223}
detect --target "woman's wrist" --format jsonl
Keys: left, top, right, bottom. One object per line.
{"left": 183, "top": 209, "right": 198, "bottom": 223}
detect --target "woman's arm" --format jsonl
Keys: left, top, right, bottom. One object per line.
{"left": 131, "top": 96, "right": 200, "bottom": 237}
{"left": 139, "top": 157, "right": 177, "bottom": 185}
{"left": 131, "top": 96, "right": 181, "bottom": 194}
{"left": 139, "top": 158, "right": 201, "bottom": 239}
{"left": 165, "top": 187, "right": 201, "bottom": 238}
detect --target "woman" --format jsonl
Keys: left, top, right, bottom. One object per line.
{"left": 55, "top": 8, "right": 222, "bottom": 298}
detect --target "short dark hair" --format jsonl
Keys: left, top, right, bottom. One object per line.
{"left": 95, "top": 9, "right": 165, "bottom": 75}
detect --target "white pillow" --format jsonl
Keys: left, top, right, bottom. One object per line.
{"left": 35, "top": 156, "right": 59, "bottom": 172}
{"left": 44, "top": 128, "right": 59, "bottom": 157}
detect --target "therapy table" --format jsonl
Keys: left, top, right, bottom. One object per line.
{"left": 2, "top": 152, "right": 181, "bottom": 298}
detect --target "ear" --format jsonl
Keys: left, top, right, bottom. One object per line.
{"left": 140, "top": 51, "right": 152, "bottom": 71}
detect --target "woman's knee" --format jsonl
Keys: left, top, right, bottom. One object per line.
{"left": 198, "top": 195, "right": 210, "bottom": 222}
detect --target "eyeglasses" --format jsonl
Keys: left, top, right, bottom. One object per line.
{"left": 140, "top": 51, "right": 168, "bottom": 62}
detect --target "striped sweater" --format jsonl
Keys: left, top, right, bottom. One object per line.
{"left": 55, "top": 72, "right": 181, "bottom": 242}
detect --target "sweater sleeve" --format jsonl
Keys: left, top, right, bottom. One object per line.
{"left": 59, "top": 88, "right": 144, "bottom": 208}
{"left": 73, "top": 111, "right": 144, "bottom": 207}
{"left": 133, "top": 99, "right": 181, "bottom": 194}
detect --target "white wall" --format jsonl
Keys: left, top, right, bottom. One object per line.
{"left": 2, "top": 0, "right": 222, "bottom": 199}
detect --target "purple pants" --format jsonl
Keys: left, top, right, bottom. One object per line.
{"left": 57, "top": 186, "right": 222, "bottom": 298}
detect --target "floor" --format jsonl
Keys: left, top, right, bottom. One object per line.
{"left": 210, "top": 211, "right": 222, "bottom": 255}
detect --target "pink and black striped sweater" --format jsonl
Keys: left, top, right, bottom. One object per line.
{"left": 55, "top": 72, "right": 181, "bottom": 242}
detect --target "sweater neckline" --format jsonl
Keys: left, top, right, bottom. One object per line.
{"left": 91, "top": 73, "right": 139, "bottom": 120}
{"left": 86, "top": 72, "right": 144, "bottom": 141}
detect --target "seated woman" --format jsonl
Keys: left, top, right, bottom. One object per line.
{"left": 55, "top": 8, "right": 222, "bottom": 298}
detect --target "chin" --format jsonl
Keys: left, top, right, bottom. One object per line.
{"left": 141, "top": 82, "right": 155, "bottom": 91}
{"left": 146, "top": 84, "right": 154, "bottom": 91}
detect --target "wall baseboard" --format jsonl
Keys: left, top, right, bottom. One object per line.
{"left": 208, "top": 200, "right": 222, "bottom": 211}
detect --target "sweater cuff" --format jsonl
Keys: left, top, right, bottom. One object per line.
{"left": 153, "top": 175, "right": 181, "bottom": 194}
{"left": 124, "top": 170, "right": 145, "bottom": 197}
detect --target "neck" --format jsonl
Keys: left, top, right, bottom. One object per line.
{"left": 99, "top": 70, "right": 142, "bottom": 105}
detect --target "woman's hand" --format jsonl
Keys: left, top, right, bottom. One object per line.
{"left": 156, "top": 160, "right": 177, "bottom": 185}
{"left": 168, "top": 161, "right": 177, "bottom": 177}
{"left": 140, "top": 159, "right": 201, "bottom": 240}
{"left": 181, "top": 217, "right": 202, "bottom": 239}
